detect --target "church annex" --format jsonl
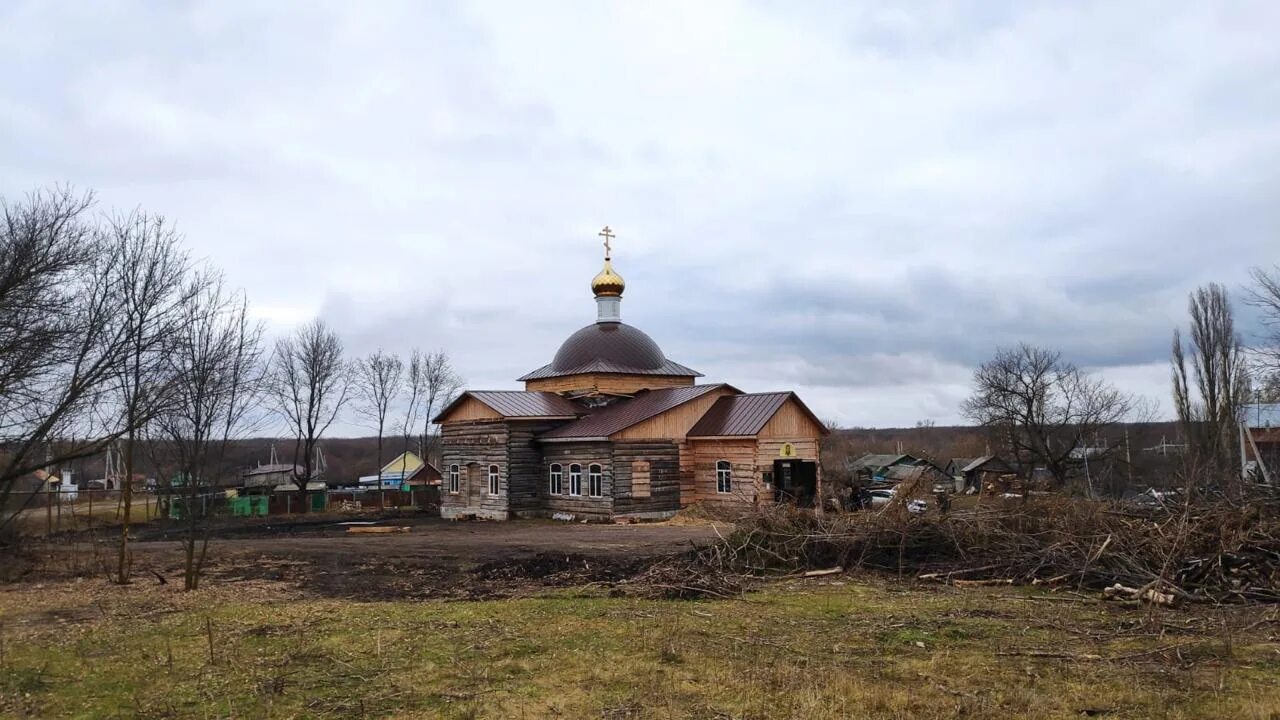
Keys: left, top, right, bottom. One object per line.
{"left": 434, "top": 228, "right": 827, "bottom": 520}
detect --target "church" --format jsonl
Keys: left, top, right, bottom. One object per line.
{"left": 433, "top": 228, "right": 827, "bottom": 520}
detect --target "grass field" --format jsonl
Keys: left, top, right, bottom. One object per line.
{"left": 2, "top": 574, "right": 1278, "bottom": 719}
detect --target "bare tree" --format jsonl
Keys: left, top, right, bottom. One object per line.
{"left": 417, "top": 350, "right": 462, "bottom": 464}
{"left": 353, "top": 349, "right": 402, "bottom": 503}
{"left": 1247, "top": 265, "right": 1280, "bottom": 379}
{"left": 104, "top": 210, "right": 190, "bottom": 584}
{"left": 1172, "top": 283, "right": 1251, "bottom": 491}
{"left": 400, "top": 349, "right": 426, "bottom": 464}
{"left": 0, "top": 188, "right": 134, "bottom": 532}
{"left": 267, "top": 320, "right": 349, "bottom": 512}
{"left": 961, "top": 343, "right": 1137, "bottom": 489}
{"left": 150, "top": 270, "right": 263, "bottom": 589}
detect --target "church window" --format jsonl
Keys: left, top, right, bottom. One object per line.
{"left": 588, "top": 464, "right": 603, "bottom": 497}
{"left": 449, "top": 465, "right": 459, "bottom": 493}
{"left": 488, "top": 465, "right": 499, "bottom": 495}
{"left": 549, "top": 463, "right": 563, "bottom": 494}
{"left": 569, "top": 464, "right": 582, "bottom": 496}
{"left": 716, "top": 460, "right": 732, "bottom": 494}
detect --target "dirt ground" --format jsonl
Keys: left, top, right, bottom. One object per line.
{"left": 84, "top": 517, "right": 724, "bottom": 600}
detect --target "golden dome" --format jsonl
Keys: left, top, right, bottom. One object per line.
{"left": 591, "top": 259, "right": 625, "bottom": 297}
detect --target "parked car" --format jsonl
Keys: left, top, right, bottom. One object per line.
{"left": 867, "top": 488, "right": 929, "bottom": 514}
{"left": 868, "top": 489, "right": 895, "bottom": 507}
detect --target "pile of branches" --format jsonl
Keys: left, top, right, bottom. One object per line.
{"left": 692, "top": 494, "right": 1280, "bottom": 605}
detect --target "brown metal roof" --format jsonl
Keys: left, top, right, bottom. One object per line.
{"left": 518, "top": 322, "right": 701, "bottom": 381}
{"left": 433, "top": 390, "right": 585, "bottom": 422}
{"left": 687, "top": 392, "right": 830, "bottom": 438}
{"left": 687, "top": 392, "right": 789, "bottom": 437}
{"left": 539, "top": 384, "right": 734, "bottom": 440}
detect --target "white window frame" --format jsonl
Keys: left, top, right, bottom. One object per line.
{"left": 716, "top": 460, "right": 732, "bottom": 494}
{"left": 549, "top": 463, "right": 563, "bottom": 495}
{"left": 588, "top": 464, "right": 603, "bottom": 498}
{"left": 487, "top": 464, "right": 499, "bottom": 496}
{"left": 449, "top": 465, "right": 460, "bottom": 494}
{"left": 569, "top": 464, "right": 582, "bottom": 496}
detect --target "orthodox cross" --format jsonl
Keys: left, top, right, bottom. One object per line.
{"left": 599, "top": 225, "right": 614, "bottom": 259}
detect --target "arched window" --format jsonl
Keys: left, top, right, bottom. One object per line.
{"left": 449, "top": 465, "right": 460, "bottom": 493}
{"left": 569, "top": 464, "right": 582, "bottom": 496}
{"left": 549, "top": 463, "right": 563, "bottom": 494}
{"left": 588, "top": 464, "right": 603, "bottom": 497}
{"left": 716, "top": 460, "right": 732, "bottom": 494}
{"left": 488, "top": 465, "right": 499, "bottom": 496}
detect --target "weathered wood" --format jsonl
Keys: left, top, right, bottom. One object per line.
{"left": 525, "top": 373, "right": 693, "bottom": 395}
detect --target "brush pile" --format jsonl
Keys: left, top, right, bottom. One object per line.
{"left": 679, "top": 494, "right": 1280, "bottom": 605}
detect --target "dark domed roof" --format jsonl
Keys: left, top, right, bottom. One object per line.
{"left": 518, "top": 322, "right": 703, "bottom": 381}
{"left": 552, "top": 322, "right": 665, "bottom": 372}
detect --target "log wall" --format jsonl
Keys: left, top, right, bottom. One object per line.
{"left": 440, "top": 420, "right": 509, "bottom": 517}
{"left": 540, "top": 441, "right": 614, "bottom": 519}
{"left": 611, "top": 440, "right": 681, "bottom": 516}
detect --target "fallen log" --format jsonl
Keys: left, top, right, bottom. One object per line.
{"left": 346, "top": 526, "right": 411, "bottom": 534}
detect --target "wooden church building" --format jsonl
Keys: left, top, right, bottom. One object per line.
{"left": 434, "top": 229, "right": 827, "bottom": 520}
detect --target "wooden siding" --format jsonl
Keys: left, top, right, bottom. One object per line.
{"left": 524, "top": 373, "right": 693, "bottom": 395}
{"left": 437, "top": 396, "right": 502, "bottom": 423}
{"left": 689, "top": 439, "right": 760, "bottom": 507}
{"left": 612, "top": 441, "right": 681, "bottom": 515}
{"left": 540, "top": 441, "right": 614, "bottom": 518}
{"left": 507, "top": 420, "right": 563, "bottom": 514}
{"left": 612, "top": 385, "right": 738, "bottom": 441}
{"left": 757, "top": 398, "right": 826, "bottom": 439}
{"left": 440, "top": 420, "right": 509, "bottom": 515}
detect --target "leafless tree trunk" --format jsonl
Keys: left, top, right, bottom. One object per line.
{"left": 0, "top": 188, "right": 135, "bottom": 534}
{"left": 151, "top": 270, "right": 263, "bottom": 590}
{"left": 354, "top": 349, "right": 402, "bottom": 504}
{"left": 1171, "top": 283, "right": 1250, "bottom": 495}
{"left": 417, "top": 350, "right": 461, "bottom": 466}
{"left": 961, "top": 343, "right": 1138, "bottom": 490}
{"left": 267, "top": 320, "right": 349, "bottom": 513}
{"left": 104, "top": 210, "right": 190, "bottom": 584}
{"left": 1247, "top": 265, "right": 1280, "bottom": 391}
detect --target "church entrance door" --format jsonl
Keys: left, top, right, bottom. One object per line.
{"left": 773, "top": 459, "right": 817, "bottom": 507}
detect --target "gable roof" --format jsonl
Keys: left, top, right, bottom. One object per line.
{"left": 686, "top": 392, "right": 828, "bottom": 438}
{"left": 539, "top": 384, "right": 734, "bottom": 441}
{"left": 433, "top": 390, "right": 585, "bottom": 423}
{"left": 849, "top": 453, "right": 915, "bottom": 472}
{"left": 379, "top": 451, "right": 424, "bottom": 476}
{"left": 962, "top": 455, "right": 1015, "bottom": 474}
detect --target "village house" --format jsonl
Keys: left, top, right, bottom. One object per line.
{"left": 433, "top": 229, "right": 827, "bottom": 520}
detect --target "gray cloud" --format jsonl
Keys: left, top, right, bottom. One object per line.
{"left": 3, "top": 0, "right": 1278, "bottom": 430}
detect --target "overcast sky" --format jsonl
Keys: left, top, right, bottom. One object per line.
{"left": 3, "top": 1, "right": 1278, "bottom": 432}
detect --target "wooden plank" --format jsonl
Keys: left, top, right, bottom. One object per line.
{"left": 438, "top": 396, "right": 502, "bottom": 423}
{"left": 525, "top": 373, "right": 694, "bottom": 395}
{"left": 612, "top": 386, "right": 738, "bottom": 441}
{"left": 757, "top": 398, "right": 825, "bottom": 439}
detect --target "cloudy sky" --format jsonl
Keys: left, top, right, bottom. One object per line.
{"left": 3, "top": 1, "right": 1278, "bottom": 431}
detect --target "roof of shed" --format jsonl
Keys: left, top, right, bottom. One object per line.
{"left": 434, "top": 390, "right": 585, "bottom": 422}
{"left": 539, "top": 384, "right": 734, "bottom": 440}
{"left": 849, "top": 453, "right": 914, "bottom": 471}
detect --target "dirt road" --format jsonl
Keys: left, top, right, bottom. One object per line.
{"left": 127, "top": 518, "right": 722, "bottom": 600}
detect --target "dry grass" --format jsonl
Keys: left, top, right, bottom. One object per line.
{"left": 1, "top": 572, "right": 1278, "bottom": 718}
